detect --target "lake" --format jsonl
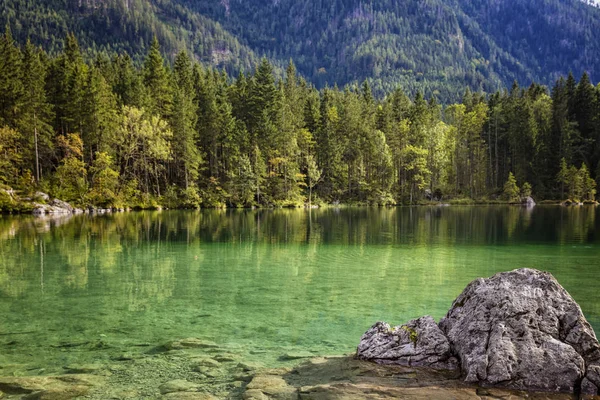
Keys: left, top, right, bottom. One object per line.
{"left": 0, "top": 206, "right": 599, "bottom": 396}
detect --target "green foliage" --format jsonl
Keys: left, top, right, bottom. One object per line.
{"left": 401, "top": 325, "right": 418, "bottom": 347}
{"left": 521, "top": 182, "right": 532, "bottom": 198}
{"left": 52, "top": 134, "right": 88, "bottom": 205}
{"left": 143, "top": 38, "right": 173, "bottom": 119}
{"left": 503, "top": 172, "right": 520, "bottom": 203}
{"left": 87, "top": 152, "right": 120, "bottom": 207}
{"left": 402, "top": 145, "right": 430, "bottom": 204}
{"left": 1, "top": 32, "right": 600, "bottom": 209}
{"left": 305, "top": 154, "right": 322, "bottom": 207}
{"left": 0, "top": 126, "right": 23, "bottom": 187}
{"left": 579, "top": 164, "right": 597, "bottom": 201}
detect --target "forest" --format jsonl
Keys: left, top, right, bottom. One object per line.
{"left": 0, "top": 30, "right": 599, "bottom": 211}
{"left": 3, "top": 0, "right": 600, "bottom": 102}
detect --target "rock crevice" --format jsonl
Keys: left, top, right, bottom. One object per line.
{"left": 357, "top": 268, "right": 600, "bottom": 395}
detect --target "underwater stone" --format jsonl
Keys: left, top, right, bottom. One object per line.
{"left": 159, "top": 379, "right": 200, "bottom": 394}
{"left": 280, "top": 351, "right": 314, "bottom": 360}
{"left": 245, "top": 375, "right": 297, "bottom": 400}
{"left": 165, "top": 338, "right": 219, "bottom": 350}
{"left": 162, "top": 393, "right": 218, "bottom": 400}
{"left": 190, "top": 358, "right": 221, "bottom": 369}
{"left": 213, "top": 354, "right": 238, "bottom": 362}
{"left": 237, "top": 361, "right": 265, "bottom": 372}
{"left": 0, "top": 374, "right": 100, "bottom": 399}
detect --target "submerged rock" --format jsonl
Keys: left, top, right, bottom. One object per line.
{"left": 0, "top": 374, "right": 101, "bottom": 399}
{"left": 237, "top": 361, "right": 265, "bottom": 372}
{"left": 357, "top": 316, "right": 458, "bottom": 370}
{"left": 158, "top": 379, "right": 200, "bottom": 394}
{"left": 242, "top": 355, "right": 574, "bottom": 400}
{"left": 358, "top": 268, "right": 600, "bottom": 395}
{"left": 162, "top": 393, "right": 218, "bottom": 400}
{"left": 245, "top": 375, "right": 297, "bottom": 400}
{"left": 165, "top": 338, "right": 220, "bottom": 350}
{"left": 190, "top": 358, "right": 221, "bottom": 369}
{"left": 280, "top": 351, "right": 314, "bottom": 361}
{"left": 63, "top": 364, "right": 105, "bottom": 374}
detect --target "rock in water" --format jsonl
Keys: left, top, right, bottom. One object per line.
{"left": 439, "top": 268, "right": 600, "bottom": 393}
{"left": 522, "top": 196, "right": 536, "bottom": 207}
{"left": 357, "top": 316, "right": 458, "bottom": 369}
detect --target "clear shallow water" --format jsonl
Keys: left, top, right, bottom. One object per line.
{"left": 1, "top": 206, "right": 599, "bottom": 376}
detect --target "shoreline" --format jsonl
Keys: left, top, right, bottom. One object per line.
{"left": 0, "top": 350, "right": 581, "bottom": 400}
{"left": 1, "top": 197, "right": 598, "bottom": 217}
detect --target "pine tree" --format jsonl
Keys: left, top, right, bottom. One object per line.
{"left": 247, "top": 58, "right": 278, "bottom": 143}
{"left": 579, "top": 164, "right": 596, "bottom": 201}
{"left": 143, "top": 38, "right": 173, "bottom": 119}
{"left": 0, "top": 126, "right": 23, "bottom": 187}
{"left": 0, "top": 26, "right": 24, "bottom": 128}
{"left": 567, "top": 165, "right": 583, "bottom": 201}
{"left": 573, "top": 72, "right": 598, "bottom": 167}
{"left": 48, "top": 33, "right": 87, "bottom": 135}
{"left": 557, "top": 158, "right": 569, "bottom": 200}
{"left": 503, "top": 172, "right": 520, "bottom": 203}
{"left": 305, "top": 154, "right": 321, "bottom": 207}
{"left": 83, "top": 66, "right": 117, "bottom": 161}
{"left": 112, "top": 53, "right": 143, "bottom": 107}
{"left": 521, "top": 182, "right": 532, "bottom": 198}
{"left": 20, "top": 40, "right": 54, "bottom": 182}
{"left": 171, "top": 51, "right": 201, "bottom": 190}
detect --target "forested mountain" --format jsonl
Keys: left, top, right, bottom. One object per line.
{"left": 0, "top": 0, "right": 261, "bottom": 75}
{"left": 2, "top": 0, "right": 600, "bottom": 101}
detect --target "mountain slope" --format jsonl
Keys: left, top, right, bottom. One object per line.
{"left": 451, "top": 0, "right": 600, "bottom": 82}
{"left": 0, "top": 0, "right": 261, "bottom": 74}
{"left": 2, "top": 0, "right": 600, "bottom": 101}
{"left": 179, "top": 0, "right": 600, "bottom": 91}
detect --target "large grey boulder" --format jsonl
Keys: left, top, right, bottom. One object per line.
{"left": 439, "top": 268, "right": 600, "bottom": 393}
{"left": 357, "top": 316, "right": 458, "bottom": 369}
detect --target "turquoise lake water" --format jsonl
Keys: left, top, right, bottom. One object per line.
{"left": 0, "top": 206, "right": 599, "bottom": 377}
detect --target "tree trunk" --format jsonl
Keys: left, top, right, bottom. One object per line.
{"left": 34, "top": 112, "right": 40, "bottom": 183}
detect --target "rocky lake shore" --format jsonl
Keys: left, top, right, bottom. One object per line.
{"left": 0, "top": 348, "right": 587, "bottom": 400}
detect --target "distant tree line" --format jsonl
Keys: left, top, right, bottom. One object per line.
{"left": 0, "top": 31, "right": 598, "bottom": 209}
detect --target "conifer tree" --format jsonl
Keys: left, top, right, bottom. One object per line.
{"left": 143, "top": 38, "right": 173, "bottom": 119}
{"left": 574, "top": 72, "right": 597, "bottom": 166}
{"left": 112, "top": 53, "right": 143, "bottom": 107}
{"left": 171, "top": 51, "right": 201, "bottom": 190}
{"left": 557, "top": 158, "right": 569, "bottom": 200}
{"left": 503, "top": 172, "right": 520, "bottom": 203}
{"left": 20, "top": 40, "right": 54, "bottom": 182}
{"left": 0, "top": 26, "right": 24, "bottom": 128}
{"left": 83, "top": 66, "right": 118, "bottom": 161}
